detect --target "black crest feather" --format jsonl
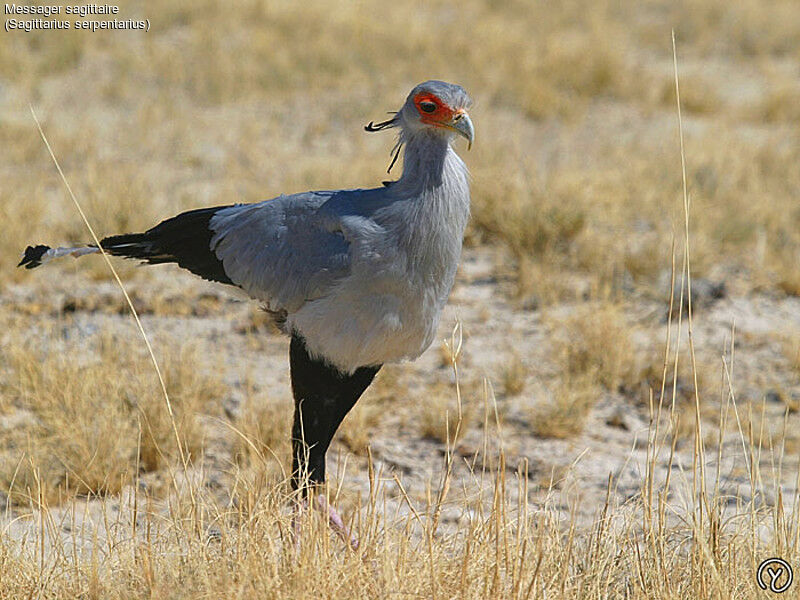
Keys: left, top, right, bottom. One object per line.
{"left": 364, "top": 113, "right": 398, "bottom": 132}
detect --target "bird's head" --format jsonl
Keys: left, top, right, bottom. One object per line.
{"left": 366, "top": 80, "right": 474, "bottom": 172}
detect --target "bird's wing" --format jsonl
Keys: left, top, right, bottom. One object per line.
{"left": 208, "top": 191, "right": 356, "bottom": 312}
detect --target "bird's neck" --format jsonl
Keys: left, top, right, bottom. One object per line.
{"left": 395, "top": 131, "right": 467, "bottom": 195}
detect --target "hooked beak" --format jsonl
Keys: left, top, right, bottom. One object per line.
{"left": 448, "top": 110, "right": 474, "bottom": 150}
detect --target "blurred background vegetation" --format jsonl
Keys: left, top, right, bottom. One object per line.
{"left": 1, "top": 0, "right": 798, "bottom": 301}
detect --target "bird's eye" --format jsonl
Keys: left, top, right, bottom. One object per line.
{"left": 419, "top": 101, "right": 437, "bottom": 113}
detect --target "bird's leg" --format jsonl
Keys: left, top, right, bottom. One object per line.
{"left": 315, "top": 492, "right": 359, "bottom": 550}
{"left": 289, "top": 425, "right": 358, "bottom": 550}
{"left": 288, "top": 334, "right": 381, "bottom": 550}
{"left": 289, "top": 489, "right": 358, "bottom": 552}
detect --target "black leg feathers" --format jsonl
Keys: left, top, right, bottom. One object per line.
{"left": 17, "top": 245, "right": 52, "bottom": 269}
{"left": 289, "top": 334, "right": 381, "bottom": 491}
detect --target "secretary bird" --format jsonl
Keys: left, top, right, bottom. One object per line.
{"left": 19, "top": 80, "right": 474, "bottom": 546}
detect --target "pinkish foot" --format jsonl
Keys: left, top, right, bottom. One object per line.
{"left": 291, "top": 494, "right": 359, "bottom": 552}
{"left": 315, "top": 494, "right": 359, "bottom": 551}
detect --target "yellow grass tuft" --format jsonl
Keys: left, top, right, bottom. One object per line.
{"left": 0, "top": 336, "right": 222, "bottom": 504}
{"left": 418, "top": 379, "right": 478, "bottom": 445}
{"left": 501, "top": 351, "right": 527, "bottom": 396}
{"left": 232, "top": 378, "right": 291, "bottom": 477}
{"left": 549, "top": 302, "right": 640, "bottom": 392}
{"left": 530, "top": 372, "right": 599, "bottom": 439}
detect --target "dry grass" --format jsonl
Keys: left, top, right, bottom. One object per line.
{"left": 501, "top": 351, "right": 527, "bottom": 397}
{"left": 418, "top": 380, "right": 474, "bottom": 445}
{"left": 232, "top": 377, "right": 291, "bottom": 478}
{"left": 1, "top": 352, "right": 798, "bottom": 599}
{"left": 2, "top": 0, "right": 800, "bottom": 596}
{"left": 337, "top": 403, "right": 380, "bottom": 456}
{"left": 0, "top": 334, "right": 223, "bottom": 504}
{"left": 549, "top": 302, "right": 640, "bottom": 392}
{"left": 531, "top": 372, "right": 599, "bottom": 439}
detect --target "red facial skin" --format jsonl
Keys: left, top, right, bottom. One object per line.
{"left": 413, "top": 93, "right": 460, "bottom": 127}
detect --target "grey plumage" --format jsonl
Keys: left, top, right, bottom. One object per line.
{"left": 209, "top": 192, "right": 352, "bottom": 312}
{"left": 20, "top": 80, "right": 474, "bottom": 374}
{"left": 209, "top": 82, "right": 472, "bottom": 372}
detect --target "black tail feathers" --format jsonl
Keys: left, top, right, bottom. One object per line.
{"left": 100, "top": 205, "right": 234, "bottom": 285}
{"left": 18, "top": 245, "right": 52, "bottom": 269}
{"left": 18, "top": 205, "right": 235, "bottom": 285}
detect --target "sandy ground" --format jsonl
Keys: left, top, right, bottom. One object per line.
{"left": 4, "top": 240, "right": 800, "bottom": 553}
